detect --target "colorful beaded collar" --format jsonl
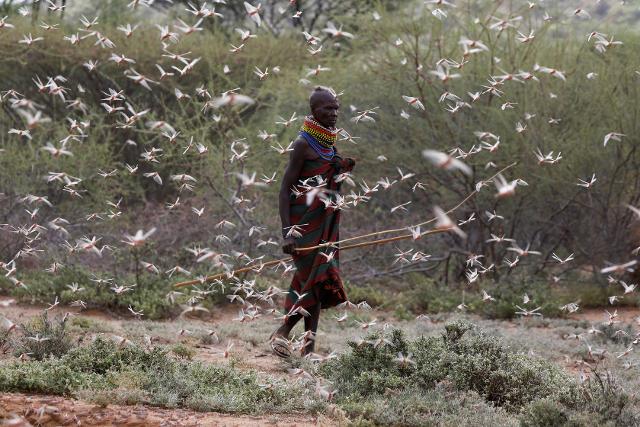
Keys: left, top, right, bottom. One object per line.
{"left": 300, "top": 115, "right": 338, "bottom": 148}
{"left": 299, "top": 131, "right": 335, "bottom": 161}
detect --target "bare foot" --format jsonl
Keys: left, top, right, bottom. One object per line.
{"left": 301, "top": 337, "right": 315, "bottom": 356}
{"left": 270, "top": 325, "right": 293, "bottom": 359}
{"left": 269, "top": 324, "right": 290, "bottom": 342}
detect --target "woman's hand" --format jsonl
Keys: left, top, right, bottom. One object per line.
{"left": 282, "top": 237, "right": 296, "bottom": 255}
{"left": 343, "top": 157, "right": 356, "bottom": 170}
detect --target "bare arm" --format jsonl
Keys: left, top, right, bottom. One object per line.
{"left": 279, "top": 139, "right": 307, "bottom": 252}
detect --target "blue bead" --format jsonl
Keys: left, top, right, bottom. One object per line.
{"left": 300, "top": 132, "right": 335, "bottom": 160}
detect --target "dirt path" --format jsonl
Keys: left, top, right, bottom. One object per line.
{"left": 0, "top": 296, "right": 115, "bottom": 323}
{"left": 571, "top": 306, "right": 640, "bottom": 325}
{"left": 0, "top": 393, "right": 320, "bottom": 427}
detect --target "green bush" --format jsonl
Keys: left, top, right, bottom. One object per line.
{"left": 521, "top": 374, "right": 640, "bottom": 427}
{"left": 171, "top": 343, "right": 196, "bottom": 360}
{"left": 1, "top": 267, "right": 180, "bottom": 320}
{"left": 520, "top": 398, "right": 569, "bottom": 427}
{"left": 322, "top": 321, "right": 578, "bottom": 409}
{"left": 343, "top": 280, "right": 390, "bottom": 308}
{"left": 402, "top": 278, "right": 466, "bottom": 314}
{"left": 577, "top": 370, "right": 639, "bottom": 426}
{"left": 0, "top": 337, "right": 319, "bottom": 415}
{"left": 12, "top": 311, "right": 73, "bottom": 361}
{"left": 440, "top": 321, "right": 576, "bottom": 409}
{"left": 320, "top": 319, "right": 639, "bottom": 425}
{"left": 0, "top": 357, "right": 106, "bottom": 395}
{"left": 398, "top": 275, "right": 631, "bottom": 320}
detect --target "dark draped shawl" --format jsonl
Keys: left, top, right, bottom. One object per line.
{"left": 284, "top": 153, "right": 354, "bottom": 312}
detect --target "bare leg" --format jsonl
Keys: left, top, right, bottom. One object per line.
{"left": 302, "top": 301, "right": 321, "bottom": 355}
{"left": 272, "top": 313, "right": 302, "bottom": 340}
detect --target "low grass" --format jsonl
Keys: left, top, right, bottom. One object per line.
{"left": 11, "top": 311, "right": 73, "bottom": 361}
{"left": 319, "top": 320, "right": 639, "bottom": 426}
{"left": 0, "top": 336, "right": 320, "bottom": 415}
{"left": 0, "top": 265, "right": 226, "bottom": 320}
{"left": 399, "top": 276, "right": 639, "bottom": 320}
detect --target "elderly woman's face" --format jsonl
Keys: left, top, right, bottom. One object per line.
{"left": 312, "top": 94, "right": 340, "bottom": 129}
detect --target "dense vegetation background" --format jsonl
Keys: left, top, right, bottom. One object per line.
{"left": 1, "top": 0, "right": 640, "bottom": 318}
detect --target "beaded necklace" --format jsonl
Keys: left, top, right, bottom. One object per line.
{"left": 300, "top": 131, "right": 335, "bottom": 161}
{"left": 300, "top": 116, "right": 338, "bottom": 148}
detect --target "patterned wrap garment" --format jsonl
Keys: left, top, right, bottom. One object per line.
{"left": 284, "top": 147, "right": 354, "bottom": 312}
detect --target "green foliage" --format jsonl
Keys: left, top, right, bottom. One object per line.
{"left": 319, "top": 319, "right": 639, "bottom": 424}
{"left": 577, "top": 370, "right": 640, "bottom": 426}
{"left": 440, "top": 321, "right": 577, "bottom": 409}
{"left": 0, "top": 357, "right": 106, "bottom": 395}
{"left": 521, "top": 373, "right": 640, "bottom": 427}
{"left": 69, "top": 316, "right": 113, "bottom": 333}
{"left": 343, "top": 280, "right": 390, "bottom": 308}
{"left": 1, "top": 267, "right": 179, "bottom": 320}
{"left": 13, "top": 311, "right": 73, "bottom": 361}
{"left": 402, "top": 278, "right": 468, "bottom": 314}
{"left": 341, "top": 388, "right": 518, "bottom": 427}
{"left": 594, "top": 323, "right": 636, "bottom": 346}
{"left": 171, "top": 343, "right": 196, "bottom": 360}
{"left": 397, "top": 275, "right": 633, "bottom": 319}
{"left": 0, "top": 337, "right": 318, "bottom": 415}
{"left": 520, "top": 398, "right": 569, "bottom": 427}
{"left": 320, "top": 319, "right": 639, "bottom": 425}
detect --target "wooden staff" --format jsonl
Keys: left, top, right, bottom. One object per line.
{"left": 305, "top": 161, "right": 518, "bottom": 249}
{"left": 173, "top": 161, "right": 518, "bottom": 289}
{"left": 173, "top": 228, "right": 449, "bottom": 288}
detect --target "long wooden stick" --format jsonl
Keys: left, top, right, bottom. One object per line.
{"left": 303, "top": 161, "right": 518, "bottom": 249}
{"left": 174, "top": 162, "right": 518, "bottom": 288}
{"left": 173, "top": 228, "right": 448, "bottom": 288}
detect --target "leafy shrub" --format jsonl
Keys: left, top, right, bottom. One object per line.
{"left": 595, "top": 323, "right": 636, "bottom": 346}
{"left": 69, "top": 316, "right": 113, "bottom": 333}
{"left": 398, "top": 275, "right": 630, "bottom": 320}
{"left": 0, "top": 337, "right": 319, "bottom": 415}
{"left": 2, "top": 267, "right": 180, "bottom": 320}
{"left": 520, "top": 372, "right": 640, "bottom": 427}
{"left": 320, "top": 319, "right": 639, "bottom": 424}
{"left": 520, "top": 398, "right": 569, "bottom": 427}
{"left": 171, "top": 343, "right": 196, "bottom": 360}
{"left": 402, "top": 279, "right": 467, "bottom": 314}
{"left": 343, "top": 280, "right": 390, "bottom": 308}
{"left": 341, "top": 388, "right": 518, "bottom": 427}
{"left": 12, "top": 311, "right": 73, "bottom": 361}
{"left": 578, "top": 369, "right": 640, "bottom": 426}
{"left": 0, "top": 357, "right": 106, "bottom": 395}
{"left": 321, "top": 320, "right": 582, "bottom": 416}
{"left": 440, "top": 321, "right": 577, "bottom": 409}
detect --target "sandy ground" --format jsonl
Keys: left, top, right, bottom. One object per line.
{"left": 0, "top": 393, "right": 320, "bottom": 427}
{"left": 571, "top": 306, "right": 640, "bottom": 325}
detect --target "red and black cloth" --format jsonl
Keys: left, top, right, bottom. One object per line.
{"left": 284, "top": 153, "right": 354, "bottom": 312}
